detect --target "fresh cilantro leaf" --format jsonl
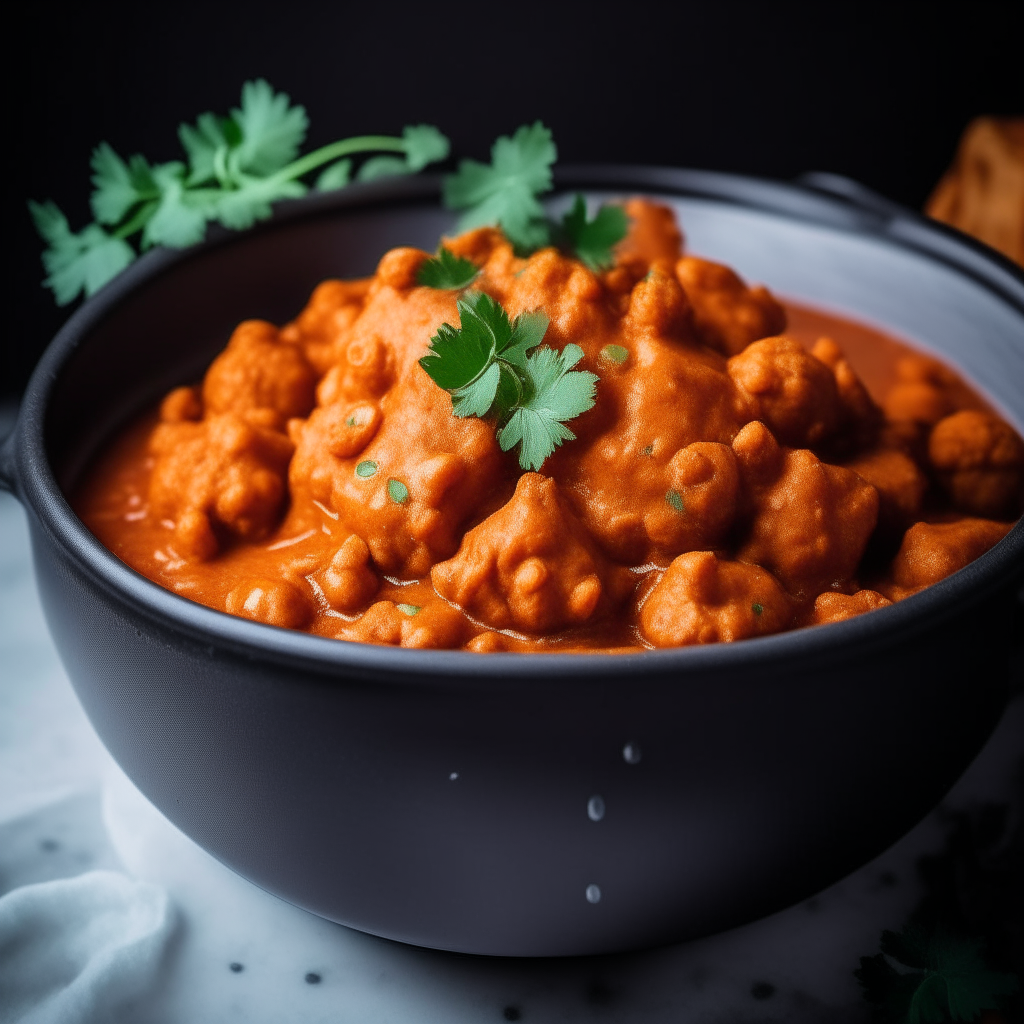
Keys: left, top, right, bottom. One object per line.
{"left": 403, "top": 124, "right": 450, "bottom": 171}
{"left": 230, "top": 79, "right": 308, "bottom": 177}
{"left": 30, "top": 200, "right": 136, "bottom": 305}
{"left": 857, "top": 925, "right": 1017, "bottom": 1023}
{"left": 497, "top": 343, "right": 597, "bottom": 470}
{"left": 315, "top": 158, "right": 352, "bottom": 191}
{"left": 356, "top": 155, "right": 410, "bottom": 182}
{"left": 178, "top": 112, "right": 229, "bottom": 185}
{"left": 215, "top": 176, "right": 307, "bottom": 230}
{"left": 443, "top": 122, "right": 556, "bottom": 251}
{"left": 141, "top": 163, "right": 218, "bottom": 248}
{"left": 416, "top": 247, "right": 479, "bottom": 290}
{"left": 90, "top": 144, "right": 158, "bottom": 224}
{"left": 560, "top": 194, "right": 629, "bottom": 271}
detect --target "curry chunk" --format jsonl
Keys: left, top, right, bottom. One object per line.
{"left": 316, "top": 534, "right": 379, "bottom": 614}
{"left": 290, "top": 368, "right": 508, "bottom": 577}
{"left": 431, "top": 474, "right": 635, "bottom": 634}
{"left": 202, "top": 320, "right": 316, "bottom": 430}
{"left": 844, "top": 448, "right": 929, "bottom": 537}
{"left": 728, "top": 337, "right": 840, "bottom": 448}
{"left": 225, "top": 577, "right": 313, "bottom": 629}
{"left": 149, "top": 414, "right": 294, "bottom": 557}
{"left": 809, "top": 590, "right": 892, "bottom": 625}
{"left": 675, "top": 256, "right": 787, "bottom": 356}
{"left": 733, "top": 421, "right": 879, "bottom": 598}
{"left": 640, "top": 551, "right": 792, "bottom": 647}
{"left": 929, "top": 410, "right": 1024, "bottom": 519}
{"left": 557, "top": 338, "right": 749, "bottom": 564}
{"left": 343, "top": 598, "right": 468, "bottom": 649}
{"left": 885, "top": 518, "right": 1012, "bottom": 597}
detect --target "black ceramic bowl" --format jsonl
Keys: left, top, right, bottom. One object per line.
{"left": 2, "top": 169, "right": 1023, "bottom": 957}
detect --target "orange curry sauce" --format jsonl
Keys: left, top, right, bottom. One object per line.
{"left": 75, "top": 200, "right": 1024, "bottom": 653}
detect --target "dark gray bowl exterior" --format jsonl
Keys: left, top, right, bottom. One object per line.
{"left": 2, "top": 170, "right": 1023, "bottom": 957}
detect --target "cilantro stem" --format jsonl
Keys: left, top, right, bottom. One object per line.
{"left": 113, "top": 202, "right": 159, "bottom": 240}
{"left": 272, "top": 136, "right": 408, "bottom": 185}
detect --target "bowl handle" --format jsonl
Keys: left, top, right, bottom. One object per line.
{"left": 795, "top": 172, "right": 908, "bottom": 220}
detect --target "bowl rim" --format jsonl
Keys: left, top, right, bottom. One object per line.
{"left": 7, "top": 166, "right": 1024, "bottom": 684}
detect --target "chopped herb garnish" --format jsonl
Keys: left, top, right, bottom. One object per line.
{"left": 387, "top": 479, "right": 410, "bottom": 504}
{"left": 31, "top": 80, "right": 449, "bottom": 305}
{"left": 416, "top": 246, "right": 480, "bottom": 290}
{"left": 396, "top": 603, "right": 421, "bottom": 616}
{"left": 752, "top": 603, "right": 764, "bottom": 616}
{"left": 419, "top": 291, "right": 598, "bottom": 471}
{"left": 642, "top": 444, "right": 654, "bottom": 456}
{"left": 559, "top": 195, "right": 629, "bottom": 271}
{"left": 345, "top": 415, "right": 357, "bottom": 427}
{"left": 443, "top": 122, "right": 556, "bottom": 252}
{"left": 666, "top": 489, "right": 684, "bottom": 512}
{"left": 600, "top": 344, "right": 629, "bottom": 365}
{"left": 355, "top": 460, "right": 378, "bottom": 478}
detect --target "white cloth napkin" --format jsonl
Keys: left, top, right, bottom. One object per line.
{"left": 0, "top": 870, "right": 173, "bottom": 1024}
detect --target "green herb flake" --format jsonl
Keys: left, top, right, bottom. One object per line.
{"left": 442, "top": 121, "right": 556, "bottom": 252}
{"left": 642, "top": 444, "right": 654, "bottom": 456}
{"left": 752, "top": 603, "right": 764, "bottom": 616}
{"left": 31, "top": 80, "right": 450, "bottom": 305}
{"left": 396, "top": 603, "right": 421, "bottom": 616}
{"left": 417, "top": 247, "right": 480, "bottom": 290}
{"left": 666, "top": 489, "right": 684, "bottom": 513}
{"left": 355, "top": 460, "right": 378, "bottom": 478}
{"left": 560, "top": 194, "right": 629, "bottom": 271}
{"left": 345, "top": 415, "right": 357, "bottom": 427}
{"left": 600, "top": 344, "right": 629, "bottom": 365}
{"left": 388, "top": 479, "right": 410, "bottom": 504}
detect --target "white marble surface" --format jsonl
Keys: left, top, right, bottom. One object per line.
{"left": 1, "top": 461, "right": 1021, "bottom": 1022}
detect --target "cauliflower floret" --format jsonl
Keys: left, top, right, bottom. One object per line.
{"left": 149, "top": 414, "right": 294, "bottom": 558}
{"left": 315, "top": 534, "right": 380, "bottom": 614}
{"left": 202, "top": 320, "right": 316, "bottom": 430}
{"left": 929, "top": 410, "right": 1024, "bottom": 518}
{"left": 885, "top": 518, "right": 1012, "bottom": 597}
{"left": 675, "top": 256, "right": 787, "bottom": 356}
{"left": 614, "top": 198, "right": 685, "bottom": 273}
{"left": 810, "top": 336, "right": 881, "bottom": 453}
{"left": 431, "top": 473, "right": 635, "bottom": 634}
{"left": 809, "top": 590, "right": 892, "bottom": 625}
{"left": 732, "top": 421, "right": 879, "bottom": 598}
{"left": 225, "top": 577, "right": 313, "bottom": 629}
{"left": 727, "top": 336, "right": 840, "bottom": 448}
{"left": 844, "top": 447, "right": 929, "bottom": 537}
{"left": 343, "top": 598, "right": 469, "bottom": 650}
{"left": 639, "top": 550, "right": 792, "bottom": 647}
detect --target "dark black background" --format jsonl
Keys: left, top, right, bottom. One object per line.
{"left": 5, "top": 2, "right": 1022, "bottom": 403}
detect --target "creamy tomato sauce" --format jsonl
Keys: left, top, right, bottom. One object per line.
{"left": 74, "top": 200, "right": 1024, "bottom": 652}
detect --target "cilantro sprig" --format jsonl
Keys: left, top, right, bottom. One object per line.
{"left": 857, "top": 925, "right": 1016, "bottom": 1023}
{"left": 30, "top": 80, "right": 450, "bottom": 305}
{"left": 416, "top": 247, "right": 480, "bottom": 290}
{"left": 443, "top": 122, "right": 628, "bottom": 267}
{"left": 419, "top": 292, "right": 598, "bottom": 470}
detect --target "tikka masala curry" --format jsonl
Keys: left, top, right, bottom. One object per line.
{"left": 75, "top": 200, "right": 1024, "bottom": 652}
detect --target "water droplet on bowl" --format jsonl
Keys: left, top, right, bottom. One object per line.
{"left": 587, "top": 795, "right": 605, "bottom": 821}
{"left": 449, "top": 771, "right": 459, "bottom": 781}
{"left": 585, "top": 883, "right": 602, "bottom": 903}
{"left": 622, "top": 741, "right": 641, "bottom": 764}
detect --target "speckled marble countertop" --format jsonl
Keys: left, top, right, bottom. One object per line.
{"left": 1, "top": 402, "right": 1021, "bottom": 1023}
